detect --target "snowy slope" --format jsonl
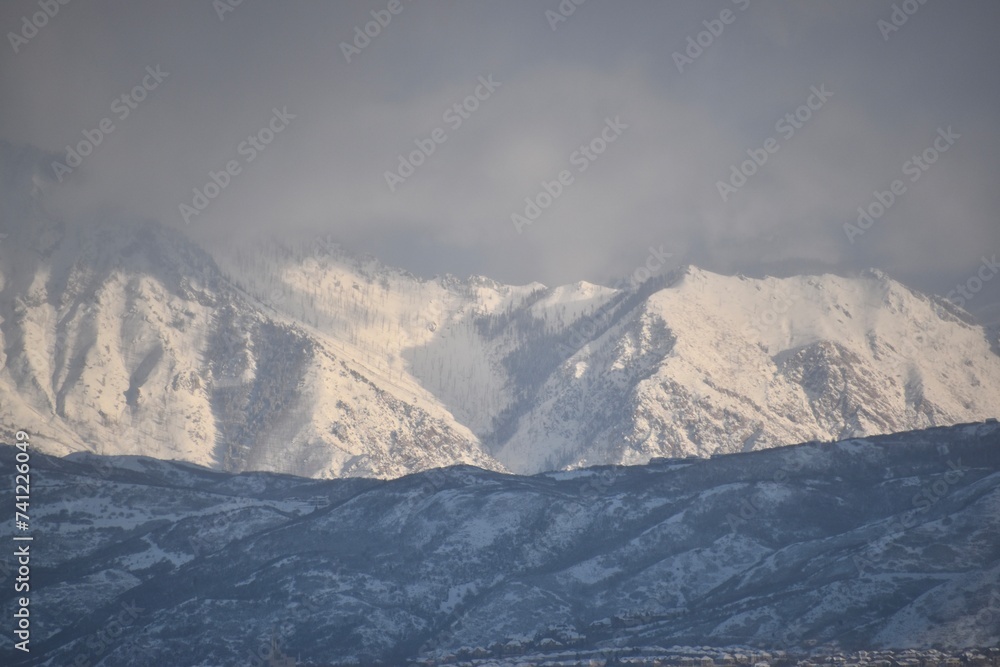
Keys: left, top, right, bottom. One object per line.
{"left": 0, "top": 214, "right": 502, "bottom": 479}
{"left": 3, "top": 421, "right": 998, "bottom": 664}
{"left": 215, "top": 241, "right": 1000, "bottom": 472}
{"left": 211, "top": 237, "right": 548, "bottom": 437}
{"left": 496, "top": 267, "right": 1000, "bottom": 472}
{"left": 213, "top": 239, "right": 1000, "bottom": 475}
{"left": 2, "top": 155, "right": 998, "bottom": 478}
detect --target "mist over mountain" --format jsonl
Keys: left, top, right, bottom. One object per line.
{"left": 5, "top": 3, "right": 1000, "bottom": 664}
{"left": 1, "top": 200, "right": 998, "bottom": 478}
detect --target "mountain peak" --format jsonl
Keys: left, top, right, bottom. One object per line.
{"left": 2, "top": 222, "right": 998, "bottom": 478}
{"left": 861, "top": 267, "right": 892, "bottom": 282}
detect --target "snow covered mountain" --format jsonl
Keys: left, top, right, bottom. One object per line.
{"left": 3, "top": 421, "right": 998, "bottom": 664}
{"left": 211, "top": 235, "right": 1000, "bottom": 475}
{"left": 1, "top": 154, "right": 998, "bottom": 477}
{"left": 0, "top": 212, "right": 500, "bottom": 479}
{"left": 491, "top": 266, "right": 1000, "bottom": 472}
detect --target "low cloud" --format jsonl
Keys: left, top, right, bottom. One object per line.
{"left": 1, "top": 0, "right": 997, "bottom": 314}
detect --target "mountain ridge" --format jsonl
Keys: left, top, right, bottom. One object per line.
{"left": 2, "top": 191, "right": 999, "bottom": 477}
{"left": 2, "top": 420, "right": 998, "bottom": 664}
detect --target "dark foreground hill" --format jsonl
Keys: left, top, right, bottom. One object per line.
{"left": 1, "top": 421, "right": 999, "bottom": 665}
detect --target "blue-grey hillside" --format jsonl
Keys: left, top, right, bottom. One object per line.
{"left": 2, "top": 421, "right": 998, "bottom": 665}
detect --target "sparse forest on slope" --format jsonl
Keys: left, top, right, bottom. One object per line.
{"left": 3, "top": 421, "right": 998, "bottom": 664}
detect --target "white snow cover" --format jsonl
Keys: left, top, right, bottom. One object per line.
{"left": 2, "top": 221, "right": 998, "bottom": 478}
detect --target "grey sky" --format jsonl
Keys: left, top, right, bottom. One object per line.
{"left": 1, "top": 0, "right": 998, "bottom": 316}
